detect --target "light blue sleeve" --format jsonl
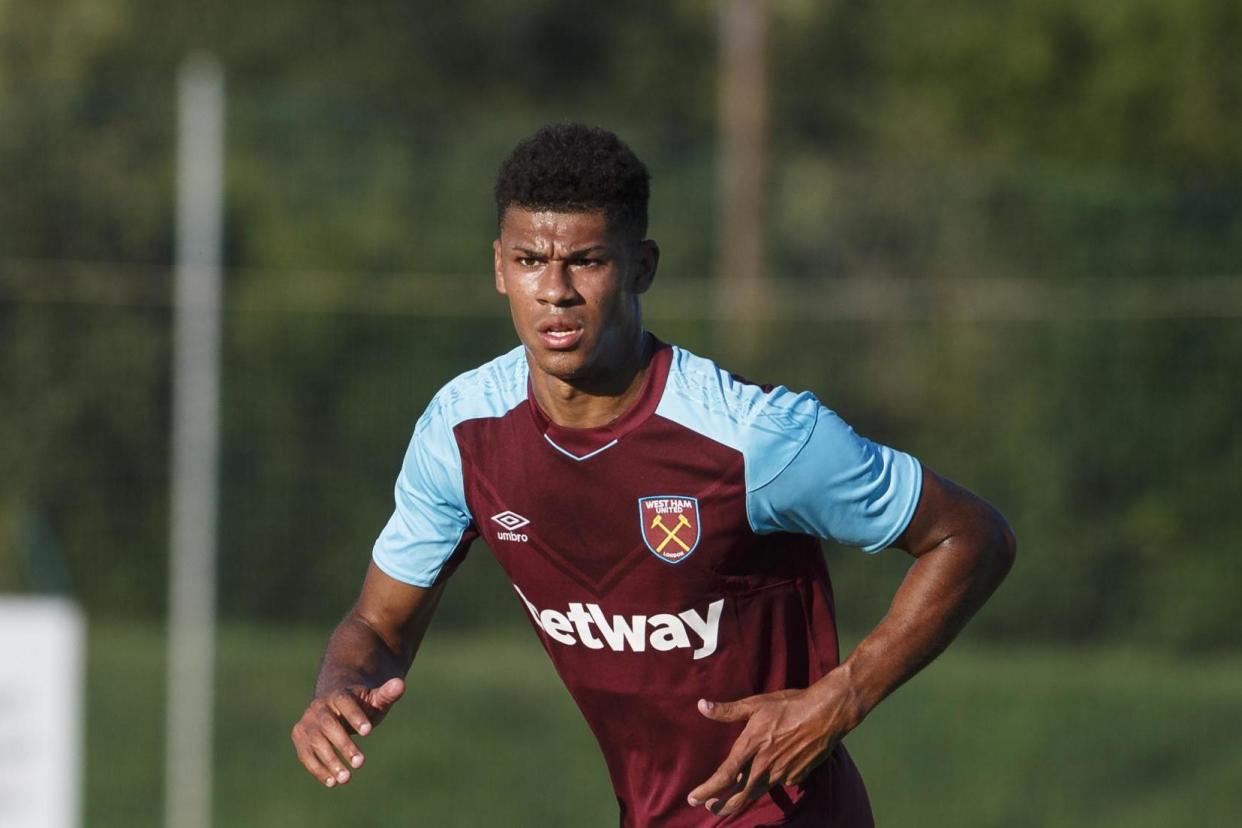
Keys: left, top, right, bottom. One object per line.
{"left": 747, "top": 404, "right": 923, "bottom": 552}
{"left": 654, "top": 347, "right": 922, "bottom": 553}
{"left": 371, "top": 397, "right": 473, "bottom": 587}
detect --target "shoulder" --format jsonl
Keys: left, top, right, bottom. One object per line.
{"left": 419, "top": 344, "right": 529, "bottom": 434}
{"left": 397, "top": 345, "right": 528, "bottom": 487}
{"left": 655, "top": 345, "right": 822, "bottom": 490}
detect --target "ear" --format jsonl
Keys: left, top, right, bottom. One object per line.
{"left": 631, "top": 239, "right": 660, "bottom": 295}
{"left": 493, "top": 238, "right": 507, "bottom": 295}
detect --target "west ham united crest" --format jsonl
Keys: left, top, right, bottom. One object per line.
{"left": 638, "top": 496, "right": 701, "bottom": 564}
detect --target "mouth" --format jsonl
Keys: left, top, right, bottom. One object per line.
{"left": 537, "top": 320, "right": 584, "bottom": 351}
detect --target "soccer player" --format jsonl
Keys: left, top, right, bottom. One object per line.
{"left": 291, "top": 124, "right": 1016, "bottom": 826}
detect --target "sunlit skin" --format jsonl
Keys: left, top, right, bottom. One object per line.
{"left": 493, "top": 208, "right": 659, "bottom": 429}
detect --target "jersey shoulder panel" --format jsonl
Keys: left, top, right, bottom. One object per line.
{"left": 749, "top": 405, "right": 923, "bottom": 552}
{"left": 654, "top": 345, "right": 821, "bottom": 492}
{"left": 654, "top": 345, "right": 922, "bottom": 551}
{"left": 372, "top": 345, "right": 528, "bottom": 587}
{"left": 430, "top": 343, "right": 530, "bottom": 429}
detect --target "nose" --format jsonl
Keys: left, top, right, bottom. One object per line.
{"left": 536, "top": 260, "right": 580, "bottom": 306}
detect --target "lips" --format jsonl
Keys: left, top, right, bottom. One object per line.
{"left": 537, "top": 319, "right": 584, "bottom": 350}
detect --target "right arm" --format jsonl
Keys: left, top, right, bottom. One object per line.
{"left": 294, "top": 389, "right": 473, "bottom": 787}
{"left": 290, "top": 562, "right": 446, "bottom": 788}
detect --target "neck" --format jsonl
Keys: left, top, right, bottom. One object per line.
{"left": 529, "top": 331, "right": 651, "bottom": 429}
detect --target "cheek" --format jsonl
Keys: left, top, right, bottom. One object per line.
{"left": 511, "top": 271, "right": 546, "bottom": 299}
{"left": 584, "top": 275, "right": 625, "bottom": 310}
{"left": 502, "top": 273, "right": 535, "bottom": 307}
{"left": 508, "top": 296, "right": 534, "bottom": 327}
{"left": 597, "top": 287, "right": 636, "bottom": 322}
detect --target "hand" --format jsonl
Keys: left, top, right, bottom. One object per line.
{"left": 290, "top": 677, "right": 405, "bottom": 788}
{"left": 686, "top": 679, "right": 861, "bottom": 817}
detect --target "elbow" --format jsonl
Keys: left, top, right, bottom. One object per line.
{"left": 988, "top": 507, "right": 1017, "bottom": 578}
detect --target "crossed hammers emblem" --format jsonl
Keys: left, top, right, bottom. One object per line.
{"left": 650, "top": 513, "right": 692, "bottom": 553}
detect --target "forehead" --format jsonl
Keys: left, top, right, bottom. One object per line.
{"left": 498, "top": 208, "right": 614, "bottom": 246}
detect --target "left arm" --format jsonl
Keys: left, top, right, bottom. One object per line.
{"left": 687, "top": 465, "right": 1016, "bottom": 815}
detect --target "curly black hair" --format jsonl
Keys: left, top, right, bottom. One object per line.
{"left": 494, "top": 123, "right": 651, "bottom": 240}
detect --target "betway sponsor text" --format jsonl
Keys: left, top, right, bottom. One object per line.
{"left": 513, "top": 585, "right": 723, "bottom": 660}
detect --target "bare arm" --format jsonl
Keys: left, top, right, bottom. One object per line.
{"left": 291, "top": 562, "right": 446, "bottom": 788}
{"left": 838, "top": 467, "right": 1016, "bottom": 713}
{"left": 688, "top": 466, "right": 1016, "bottom": 815}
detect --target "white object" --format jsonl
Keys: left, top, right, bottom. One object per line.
{"left": 167, "top": 52, "right": 225, "bottom": 828}
{"left": 0, "top": 597, "right": 85, "bottom": 828}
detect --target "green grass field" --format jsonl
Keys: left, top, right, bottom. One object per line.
{"left": 86, "top": 621, "right": 1242, "bottom": 827}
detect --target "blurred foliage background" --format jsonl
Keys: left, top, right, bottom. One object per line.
{"left": 2, "top": 1, "right": 1241, "bottom": 825}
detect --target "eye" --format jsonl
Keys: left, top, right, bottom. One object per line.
{"left": 516, "top": 256, "right": 541, "bottom": 267}
{"left": 571, "top": 258, "right": 603, "bottom": 268}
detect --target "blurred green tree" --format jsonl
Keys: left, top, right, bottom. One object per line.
{"left": 1, "top": 0, "right": 1238, "bottom": 649}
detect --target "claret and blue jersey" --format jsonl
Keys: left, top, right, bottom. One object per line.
{"left": 373, "top": 336, "right": 921, "bottom": 828}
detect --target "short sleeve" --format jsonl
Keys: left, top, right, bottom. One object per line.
{"left": 746, "top": 405, "right": 923, "bottom": 552}
{"left": 372, "top": 399, "right": 475, "bottom": 586}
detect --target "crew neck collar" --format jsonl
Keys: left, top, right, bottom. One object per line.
{"left": 527, "top": 333, "right": 672, "bottom": 461}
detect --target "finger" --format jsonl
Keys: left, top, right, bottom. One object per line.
{"left": 317, "top": 709, "right": 366, "bottom": 769}
{"left": 309, "top": 732, "right": 354, "bottom": 786}
{"left": 712, "top": 764, "right": 771, "bottom": 817}
{"left": 294, "top": 740, "right": 338, "bottom": 788}
{"left": 367, "top": 677, "right": 406, "bottom": 711}
{"left": 786, "top": 742, "right": 834, "bottom": 787}
{"left": 697, "top": 696, "right": 756, "bottom": 723}
{"left": 687, "top": 742, "right": 753, "bottom": 806}
{"left": 329, "top": 692, "right": 374, "bottom": 737}
{"left": 789, "top": 762, "right": 815, "bottom": 786}
{"left": 700, "top": 773, "right": 746, "bottom": 814}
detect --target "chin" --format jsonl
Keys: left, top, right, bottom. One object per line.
{"left": 522, "top": 342, "right": 579, "bottom": 375}
{"left": 539, "top": 355, "right": 591, "bottom": 382}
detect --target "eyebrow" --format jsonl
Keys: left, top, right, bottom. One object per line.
{"left": 511, "top": 244, "right": 610, "bottom": 258}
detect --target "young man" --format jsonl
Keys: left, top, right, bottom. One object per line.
{"left": 291, "top": 124, "right": 1016, "bottom": 827}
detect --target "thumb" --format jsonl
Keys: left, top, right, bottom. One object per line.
{"left": 697, "top": 697, "right": 755, "bottom": 723}
{"left": 367, "top": 677, "right": 406, "bottom": 711}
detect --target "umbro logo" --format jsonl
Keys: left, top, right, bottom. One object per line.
{"left": 491, "top": 510, "right": 530, "bottom": 542}
{"left": 491, "top": 511, "right": 530, "bottom": 530}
